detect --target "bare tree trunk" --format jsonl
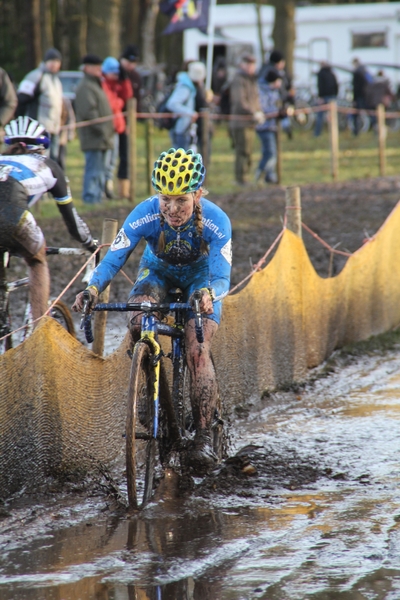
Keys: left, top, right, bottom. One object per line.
{"left": 255, "top": 0, "right": 265, "bottom": 64}
{"left": 122, "top": 0, "right": 140, "bottom": 50}
{"left": 270, "top": 0, "right": 296, "bottom": 79}
{"left": 87, "top": 0, "right": 122, "bottom": 58}
{"left": 108, "top": 0, "right": 122, "bottom": 57}
{"left": 55, "top": 0, "right": 70, "bottom": 67}
{"left": 41, "top": 0, "right": 54, "bottom": 54}
{"left": 64, "top": 0, "right": 88, "bottom": 68}
{"left": 31, "top": 0, "right": 42, "bottom": 66}
{"left": 142, "top": 0, "right": 159, "bottom": 68}
{"left": 78, "top": 1, "right": 89, "bottom": 60}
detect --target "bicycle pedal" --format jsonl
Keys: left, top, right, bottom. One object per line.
{"left": 126, "top": 349, "right": 133, "bottom": 360}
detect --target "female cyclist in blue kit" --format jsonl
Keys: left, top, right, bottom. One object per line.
{"left": 72, "top": 147, "right": 232, "bottom": 471}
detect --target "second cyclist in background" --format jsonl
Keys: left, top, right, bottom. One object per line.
{"left": 0, "top": 116, "right": 97, "bottom": 325}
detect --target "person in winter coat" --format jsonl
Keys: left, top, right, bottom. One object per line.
{"left": 101, "top": 56, "right": 133, "bottom": 199}
{"left": 365, "top": 70, "right": 394, "bottom": 130}
{"left": 120, "top": 45, "right": 142, "bottom": 113}
{"left": 229, "top": 53, "right": 264, "bottom": 186}
{"left": 258, "top": 50, "right": 294, "bottom": 140}
{"left": 16, "top": 48, "right": 63, "bottom": 163}
{"left": 314, "top": 61, "right": 339, "bottom": 137}
{"left": 352, "top": 58, "right": 372, "bottom": 136}
{"left": 166, "top": 61, "right": 206, "bottom": 150}
{"left": 0, "top": 67, "right": 17, "bottom": 143}
{"left": 365, "top": 70, "right": 394, "bottom": 111}
{"left": 74, "top": 54, "right": 114, "bottom": 204}
{"left": 255, "top": 69, "right": 283, "bottom": 184}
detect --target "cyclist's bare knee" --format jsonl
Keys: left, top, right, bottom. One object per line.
{"left": 26, "top": 243, "right": 47, "bottom": 267}
{"left": 185, "top": 318, "right": 217, "bottom": 368}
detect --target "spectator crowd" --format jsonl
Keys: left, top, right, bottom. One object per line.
{"left": 0, "top": 46, "right": 397, "bottom": 197}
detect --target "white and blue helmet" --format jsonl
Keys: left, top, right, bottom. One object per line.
{"left": 4, "top": 116, "right": 50, "bottom": 149}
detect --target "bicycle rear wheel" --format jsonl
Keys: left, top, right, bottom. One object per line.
{"left": 49, "top": 300, "right": 76, "bottom": 337}
{"left": 126, "top": 341, "right": 157, "bottom": 510}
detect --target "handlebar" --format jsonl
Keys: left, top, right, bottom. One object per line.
{"left": 46, "top": 247, "right": 89, "bottom": 256}
{"left": 47, "top": 241, "right": 99, "bottom": 262}
{"left": 80, "top": 291, "right": 208, "bottom": 345}
{"left": 80, "top": 290, "right": 94, "bottom": 343}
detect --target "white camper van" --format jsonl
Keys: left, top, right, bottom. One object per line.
{"left": 183, "top": 2, "right": 400, "bottom": 90}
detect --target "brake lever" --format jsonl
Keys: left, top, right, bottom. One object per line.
{"left": 80, "top": 290, "right": 92, "bottom": 330}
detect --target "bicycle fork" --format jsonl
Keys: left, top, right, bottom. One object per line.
{"left": 140, "top": 314, "right": 163, "bottom": 440}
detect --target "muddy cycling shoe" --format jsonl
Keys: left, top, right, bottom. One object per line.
{"left": 186, "top": 431, "right": 217, "bottom": 474}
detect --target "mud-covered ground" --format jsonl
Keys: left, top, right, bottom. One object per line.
{"left": 2, "top": 178, "right": 400, "bottom": 599}
{"left": 2, "top": 335, "right": 400, "bottom": 599}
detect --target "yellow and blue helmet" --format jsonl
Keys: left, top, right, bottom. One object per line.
{"left": 152, "top": 148, "right": 206, "bottom": 195}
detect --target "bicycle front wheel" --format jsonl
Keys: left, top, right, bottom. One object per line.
{"left": 126, "top": 341, "right": 157, "bottom": 510}
{"left": 49, "top": 300, "right": 76, "bottom": 337}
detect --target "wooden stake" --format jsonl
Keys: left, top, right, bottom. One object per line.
{"left": 92, "top": 218, "right": 118, "bottom": 356}
{"left": 200, "top": 108, "right": 211, "bottom": 170}
{"left": 377, "top": 104, "right": 386, "bottom": 177}
{"left": 329, "top": 100, "right": 339, "bottom": 181}
{"left": 128, "top": 97, "right": 137, "bottom": 203}
{"left": 276, "top": 123, "right": 282, "bottom": 184}
{"left": 146, "top": 117, "right": 154, "bottom": 195}
{"left": 285, "top": 186, "right": 302, "bottom": 238}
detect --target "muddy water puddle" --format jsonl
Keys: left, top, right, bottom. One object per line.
{"left": 1, "top": 350, "right": 400, "bottom": 599}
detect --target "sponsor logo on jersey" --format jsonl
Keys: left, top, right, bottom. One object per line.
{"left": 129, "top": 212, "right": 160, "bottom": 230}
{"left": 0, "top": 165, "right": 12, "bottom": 181}
{"left": 202, "top": 217, "right": 225, "bottom": 240}
{"left": 136, "top": 268, "right": 150, "bottom": 282}
{"left": 220, "top": 239, "right": 232, "bottom": 265}
{"left": 110, "top": 228, "right": 131, "bottom": 251}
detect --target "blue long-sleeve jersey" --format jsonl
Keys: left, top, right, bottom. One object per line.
{"left": 88, "top": 195, "right": 232, "bottom": 298}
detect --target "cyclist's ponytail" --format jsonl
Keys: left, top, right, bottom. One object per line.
{"left": 157, "top": 213, "right": 166, "bottom": 253}
{"left": 194, "top": 201, "right": 209, "bottom": 255}
{"left": 2, "top": 142, "right": 45, "bottom": 156}
{"left": 2, "top": 142, "right": 28, "bottom": 155}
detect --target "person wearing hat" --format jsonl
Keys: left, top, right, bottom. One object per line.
{"left": 255, "top": 68, "right": 285, "bottom": 184}
{"left": 16, "top": 48, "right": 63, "bottom": 163}
{"left": 229, "top": 53, "right": 264, "bottom": 186}
{"left": 120, "top": 45, "right": 142, "bottom": 112}
{"left": 74, "top": 54, "right": 114, "bottom": 204}
{"left": 165, "top": 60, "right": 206, "bottom": 150}
{"left": 258, "top": 49, "right": 294, "bottom": 140}
{"left": 101, "top": 56, "right": 133, "bottom": 199}
{"left": 119, "top": 45, "right": 142, "bottom": 199}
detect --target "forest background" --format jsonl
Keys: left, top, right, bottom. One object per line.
{"left": 0, "top": 0, "right": 393, "bottom": 84}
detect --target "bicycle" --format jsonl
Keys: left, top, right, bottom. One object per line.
{"left": 81, "top": 288, "right": 224, "bottom": 510}
{"left": 0, "top": 246, "right": 96, "bottom": 354}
